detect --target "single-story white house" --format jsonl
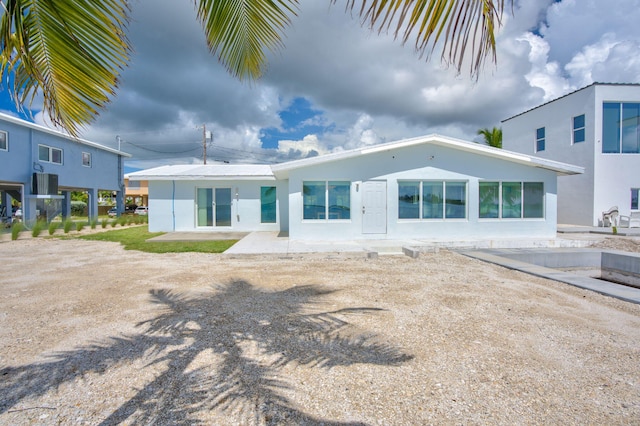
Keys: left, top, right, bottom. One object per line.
{"left": 127, "top": 134, "right": 583, "bottom": 241}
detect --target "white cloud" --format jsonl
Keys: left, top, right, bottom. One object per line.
{"left": 564, "top": 34, "right": 619, "bottom": 87}
{"left": 277, "top": 135, "right": 329, "bottom": 159}
{"left": 56, "top": 0, "right": 638, "bottom": 168}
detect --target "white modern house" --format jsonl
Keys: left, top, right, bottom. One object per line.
{"left": 502, "top": 83, "right": 640, "bottom": 227}
{"left": 127, "top": 134, "right": 582, "bottom": 242}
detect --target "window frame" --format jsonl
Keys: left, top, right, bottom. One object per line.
{"left": 398, "top": 180, "right": 468, "bottom": 221}
{"left": 302, "top": 180, "right": 351, "bottom": 221}
{"left": 603, "top": 102, "right": 640, "bottom": 154}
{"left": 632, "top": 188, "right": 639, "bottom": 211}
{"left": 260, "top": 186, "right": 277, "bottom": 224}
{"left": 535, "top": 127, "right": 545, "bottom": 152}
{"left": 0, "top": 131, "right": 7, "bottom": 151}
{"left": 572, "top": 114, "right": 585, "bottom": 144}
{"left": 479, "top": 181, "right": 545, "bottom": 220}
{"left": 38, "top": 144, "right": 63, "bottom": 165}
{"left": 82, "top": 151, "right": 91, "bottom": 167}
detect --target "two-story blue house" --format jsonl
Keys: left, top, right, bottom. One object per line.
{"left": 0, "top": 113, "right": 130, "bottom": 225}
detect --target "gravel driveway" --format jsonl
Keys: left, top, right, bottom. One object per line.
{"left": 1, "top": 238, "right": 639, "bottom": 425}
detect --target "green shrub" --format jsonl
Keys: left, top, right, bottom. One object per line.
{"left": 90, "top": 218, "right": 98, "bottom": 229}
{"left": 31, "top": 220, "right": 45, "bottom": 237}
{"left": 11, "top": 221, "right": 23, "bottom": 240}
{"left": 63, "top": 220, "right": 75, "bottom": 233}
{"left": 101, "top": 218, "right": 108, "bottom": 228}
{"left": 48, "top": 221, "right": 58, "bottom": 235}
{"left": 76, "top": 222, "right": 85, "bottom": 232}
{"left": 111, "top": 219, "right": 118, "bottom": 228}
{"left": 70, "top": 201, "right": 87, "bottom": 216}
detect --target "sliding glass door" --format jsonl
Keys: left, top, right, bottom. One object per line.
{"left": 196, "top": 187, "right": 232, "bottom": 227}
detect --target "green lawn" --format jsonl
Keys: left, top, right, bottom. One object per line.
{"left": 79, "top": 226, "right": 237, "bottom": 254}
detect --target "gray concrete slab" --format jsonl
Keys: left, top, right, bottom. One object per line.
{"left": 460, "top": 249, "right": 640, "bottom": 305}
{"left": 145, "top": 230, "right": 613, "bottom": 256}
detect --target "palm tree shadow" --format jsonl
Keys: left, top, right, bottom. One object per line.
{"left": 1, "top": 280, "right": 413, "bottom": 425}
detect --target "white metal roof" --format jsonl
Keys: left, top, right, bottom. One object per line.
{"left": 127, "top": 164, "right": 275, "bottom": 181}
{"left": 128, "top": 134, "right": 584, "bottom": 181}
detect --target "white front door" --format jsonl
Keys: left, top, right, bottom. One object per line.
{"left": 362, "top": 181, "right": 387, "bottom": 234}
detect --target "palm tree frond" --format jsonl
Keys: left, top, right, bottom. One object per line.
{"left": 0, "top": 0, "right": 131, "bottom": 136}
{"left": 195, "top": 0, "right": 298, "bottom": 81}
{"left": 477, "top": 126, "right": 502, "bottom": 148}
{"left": 341, "top": 0, "right": 508, "bottom": 77}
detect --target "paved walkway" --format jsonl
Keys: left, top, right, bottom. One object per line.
{"left": 151, "top": 229, "right": 616, "bottom": 256}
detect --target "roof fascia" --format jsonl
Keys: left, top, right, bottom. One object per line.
{"left": 0, "top": 113, "right": 131, "bottom": 157}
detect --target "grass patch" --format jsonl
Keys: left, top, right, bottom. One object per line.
{"left": 31, "top": 220, "right": 46, "bottom": 237}
{"left": 63, "top": 219, "right": 75, "bottom": 233}
{"left": 48, "top": 221, "right": 59, "bottom": 235}
{"left": 79, "top": 226, "right": 237, "bottom": 254}
{"left": 11, "top": 221, "right": 23, "bottom": 240}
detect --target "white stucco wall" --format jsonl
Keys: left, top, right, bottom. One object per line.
{"left": 593, "top": 86, "right": 640, "bottom": 220}
{"left": 503, "top": 84, "right": 640, "bottom": 226}
{"left": 503, "top": 85, "right": 596, "bottom": 225}
{"left": 147, "top": 179, "right": 288, "bottom": 233}
{"left": 286, "top": 143, "right": 559, "bottom": 241}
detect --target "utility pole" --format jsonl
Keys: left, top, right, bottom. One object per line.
{"left": 202, "top": 124, "right": 207, "bottom": 164}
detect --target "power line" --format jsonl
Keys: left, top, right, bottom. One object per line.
{"left": 121, "top": 139, "right": 201, "bottom": 154}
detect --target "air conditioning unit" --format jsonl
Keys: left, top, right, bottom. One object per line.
{"left": 32, "top": 173, "right": 59, "bottom": 195}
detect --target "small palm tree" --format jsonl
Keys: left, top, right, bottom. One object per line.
{"left": 0, "top": 1, "right": 510, "bottom": 137}
{"left": 477, "top": 127, "right": 503, "bottom": 148}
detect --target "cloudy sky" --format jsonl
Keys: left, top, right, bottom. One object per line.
{"left": 4, "top": 0, "right": 640, "bottom": 171}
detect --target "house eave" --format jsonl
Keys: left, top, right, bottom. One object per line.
{"left": 0, "top": 112, "right": 132, "bottom": 157}
{"left": 272, "top": 134, "right": 584, "bottom": 178}
{"left": 130, "top": 175, "right": 277, "bottom": 181}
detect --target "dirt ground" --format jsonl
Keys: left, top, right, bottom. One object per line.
{"left": 1, "top": 237, "right": 640, "bottom": 425}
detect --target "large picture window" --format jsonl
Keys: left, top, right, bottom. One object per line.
{"left": 479, "top": 181, "right": 544, "bottom": 219}
{"left": 398, "top": 181, "right": 420, "bottom": 219}
{"left": 573, "top": 114, "right": 585, "bottom": 144}
{"left": 303, "top": 181, "right": 350, "bottom": 220}
{"left": 632, "top": 188, "right": 639, "bottom": 211}
{"left": 0, "top": 131, "right": 7, "bottom": 151}
{"left": 603, "top": 102, "right": 640, "bottom": 153}
{"left": 38, "top": 144, "right": 63, "bottom": 164}
{"left": 479, "top": 182, "right": 499, "bottom": 218}
{"left": 261, "top": 186, "right": 277, "bottom": 223}
{"left": 398, "top": 181, "right": 467, "bottom": 220}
